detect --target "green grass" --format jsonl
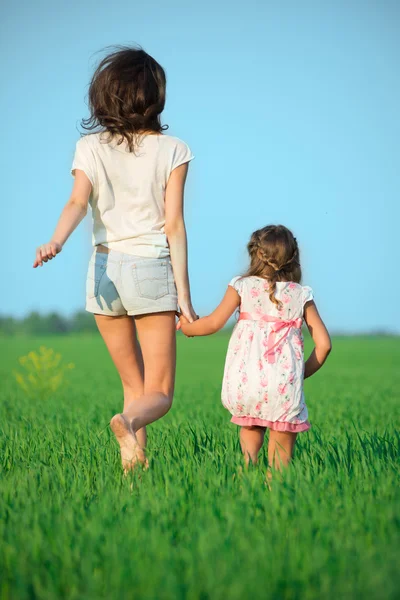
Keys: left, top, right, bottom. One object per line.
{"left": 0, "top": 333, "right": 399, "bottom": 600}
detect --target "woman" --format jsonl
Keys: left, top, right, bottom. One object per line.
{"left": 33, "top": 46, "right": 197, "bottom": 470}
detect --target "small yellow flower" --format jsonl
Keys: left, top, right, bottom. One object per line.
{"left": 14, "top": 347, "right": 74, "bottom": 399}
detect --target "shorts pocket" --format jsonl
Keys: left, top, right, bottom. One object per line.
{"left": 134, "top": 260, "right": 168, "bottom": 300}
{"left": 86, "top": 259, "right": 107, "bottom": 299}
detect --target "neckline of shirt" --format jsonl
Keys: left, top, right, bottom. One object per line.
{"left": 95, "top": 132, "right": 169, "bottom": 153}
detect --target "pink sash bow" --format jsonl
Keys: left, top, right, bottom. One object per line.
{"left": 239, "top": 312, "right": 302, "bottom": 364}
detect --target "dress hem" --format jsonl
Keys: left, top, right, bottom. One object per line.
{"left": 231, "top": 416, "right": 311, "bottom": 432}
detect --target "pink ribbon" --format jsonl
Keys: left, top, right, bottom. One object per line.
{"left": 239, "top": 312, "right": 302, "bottom": 364}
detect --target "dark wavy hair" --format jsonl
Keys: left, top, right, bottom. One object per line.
{"left": 82, "top": 46, "right": 167, "bottom": 151}
{"left": 246, "top": 225, "right": 302, "bottom": 309}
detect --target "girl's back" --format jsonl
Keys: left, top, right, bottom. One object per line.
{"left": 230, "top": 276, "right": 312, "bottom": 320}
{"left": 222, "top": 276, "right": 313, "bottom": 431}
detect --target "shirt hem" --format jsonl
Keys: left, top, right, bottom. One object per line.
{"left": 97, "top": 242, "right": 170, "bottom": 258}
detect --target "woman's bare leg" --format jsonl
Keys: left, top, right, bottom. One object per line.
{"left": 240, "top": 426, "right": 266, "bottom": 466}
{"left": 94, "top": 315, "right": 146, "bottom": 461}
{"left": 102, "top": 311, "right": 176, "bottom": 470}
{"left": 123, "top": 312, "right": 176, "bottom": 430}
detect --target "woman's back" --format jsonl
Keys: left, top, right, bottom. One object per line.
{"left": 72, "top": 133, "right": 193, "bottom": 257}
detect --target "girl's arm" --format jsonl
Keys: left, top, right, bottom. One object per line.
{"left": 164, "top": 163, "right": 197, "bottom": 323}
{"left": 303, "top": 301, "right": 332, "bottom": 378}
{"left": 33, "top": 170, "right": 91, "bottom": 268}
{"left": 180, "top": 286, "right": 240, "bottom": 336}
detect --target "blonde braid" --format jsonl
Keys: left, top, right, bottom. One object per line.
{"left": 255, "top": 242, "right": 281, "bottom": 309}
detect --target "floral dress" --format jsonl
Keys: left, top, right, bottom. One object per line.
{"left": 221, "top": 276, "right": 314, "bottom": 432}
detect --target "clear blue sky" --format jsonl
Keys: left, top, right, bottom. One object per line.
{"left": 2, "top": 0, "right": 399, "bottom": 333}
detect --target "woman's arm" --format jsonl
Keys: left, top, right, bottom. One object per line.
{"left": 164, "top": 163, "right": 197, "bottom": 322}
{"left": 303, "top": 301, "right": 332, "bottom": 378}
{"left": 180, "top": 286, "right": 240, "bottom": 336}
{"left": 33, "top": 170, "right": 91, "bottom": 268}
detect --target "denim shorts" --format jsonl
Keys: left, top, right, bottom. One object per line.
{"left": 85, "top": 250, "right": 178, "bottom": 317}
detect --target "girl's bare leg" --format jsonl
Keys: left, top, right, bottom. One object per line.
{"left": 268, "top": 430, "right": 298, "bottom": 471}
{"left": 240, "top": 426, "right": 266, "bottom": 466}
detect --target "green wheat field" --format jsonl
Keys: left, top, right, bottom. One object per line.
{"left": 0, "top": 333, "right": 399, "bottom": 600}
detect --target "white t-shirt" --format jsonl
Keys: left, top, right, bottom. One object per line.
{"left": 71, "top": 133, "right": 194, "bottom": 258}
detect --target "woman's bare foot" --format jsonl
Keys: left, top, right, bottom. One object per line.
{"left": 110, "top": 414, "right": 147, "bottom": 472}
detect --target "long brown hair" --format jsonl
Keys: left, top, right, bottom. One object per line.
{"left": 246, "top": 225, "right": 301, "bottom": 308}
{"left": 82, "top": 46, "right": 167, "bottom": 152}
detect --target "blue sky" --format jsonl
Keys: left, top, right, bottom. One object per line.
{"left": 2, "top": 0, "right": 399, "bottom": 333}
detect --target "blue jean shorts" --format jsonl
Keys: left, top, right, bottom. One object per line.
{"left": 86, "top": 250, "right": 178, "bottom": 317}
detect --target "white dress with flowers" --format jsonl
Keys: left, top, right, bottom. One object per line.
{"left": 221, "top": 276, "right": 314, "bottom": 432}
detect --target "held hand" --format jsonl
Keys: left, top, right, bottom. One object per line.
{"left": 179, "top": 299, "right": 198, "bottom": 322}
{"left": 176, "top": 298, "right": 198, "bottom": 330}
{"left": 33, "top": 241, "right": 62, "bottom": 268}
{"left": 179, "top": 315, "right": 194, "bottom": 337}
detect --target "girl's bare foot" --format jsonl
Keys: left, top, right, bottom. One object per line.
{"left": 110, "top": 414, "right": 147, "bottom": 472}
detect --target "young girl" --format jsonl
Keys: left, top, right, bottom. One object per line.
{"left": 180, "top": 225, "right": 331, "bottom": 472}
{"left": 33, "top": 46, "right": 197, "bottom": 471}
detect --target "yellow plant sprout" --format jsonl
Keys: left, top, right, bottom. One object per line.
{"left": 13, "top": 346, "right": 74, "bottom": 399}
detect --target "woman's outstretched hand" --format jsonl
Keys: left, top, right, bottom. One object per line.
{"left": 33, "top": 241, "right": 62, "bottom": 268}
{"left": 33, "top": 170, "right": 91, "bottom": 269}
